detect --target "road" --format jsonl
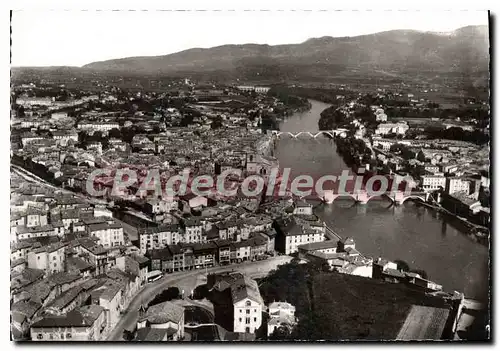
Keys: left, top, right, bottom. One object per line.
{"left": 12, "top": 165, "right": 293, "bottom": 339}
{"left": 12, "top": 165, "right": 157, "bottom": 225}
{"left": 11, "top": 165, "right": 106, "bottom": 205}
{"left": 106, "top": 255, "right": 292, "bottom": 341}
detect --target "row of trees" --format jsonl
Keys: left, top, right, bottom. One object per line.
{"left": 335, "top": 136, "right": 373, "bottom": 168}
{"left": 318, "top": 106, "right": 348, "bottom": 130}
{"left": 423, "top": 126, "right": 489, "bottom": 145}
{"left": 385, "top": 106, "right": 489, "bottom": 123}
{"left": 147, "top": 287, "right": 181, "bottom": 307}
{"left": 268, "top": 86, "right": 357, "bottom": 105}
{"left": 267, "top": 88, "right": 311, "bottom": 111}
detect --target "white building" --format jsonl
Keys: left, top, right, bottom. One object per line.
{"left": 87, "top": 221, "right": 124, "bottom": 248}
{"left": 375, "top": 122, "right": 409, "bottom": 135}
{"left": 267, "top": 301, "right": 297, "bottom": 337}
{"left": 51, "top": 112, "right": 68, "bottom": 120}
{"left": 77, "top": 121, "right": 120, "bottom": 132}
{"left": 420, "top": 175, "right": 447, "bottom": 191}
{"left": 293, "top": 200, "right": 313, "bottom": 216}
{"left": 182, "top": 218, "right": 204, "bottom": 243}
{"left": 276, "top": 217, "right": 325, "bottom": 255}
{"left": 446, "top": 177, "right": 471, "bottom": 195}
{"left": 52, "top": 130, "right": 78, "bottom": 145}
{"left": 139, "top": 224, "right": 180, "bottom": 254}
{"left": 16, "top": 96, "right": 53, "bottom": 107}
{"left": 144, "top": 198, "right": 178, "bottom": 215}
{"left": 27, "top": 242, "right": 66, "bottom": 275}
{"left": 236, "top": 86, "right": 270, "bottom": 94}
{"left": 233, "top": 277, "right": 264, "bottom": 334}
{"left": 255, "top": 86, "right": 270, "bottom": 94}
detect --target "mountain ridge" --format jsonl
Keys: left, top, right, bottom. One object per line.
{"left": 80, "top": 25, "right": 489, "bottom": 79}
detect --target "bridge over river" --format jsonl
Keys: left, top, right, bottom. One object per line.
{"left": 270, "top": 129, "right": 348, "bottom": 139}
{"left": 317, "top": 189, "right": 429, "bottom": 205}
{"left": 273, "top": 98, "right": 489, "bottom": 300}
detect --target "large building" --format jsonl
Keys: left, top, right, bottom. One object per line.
{"left": 232, "top": 277, "right": 264, "bottom": 334}
{"left": 274, "top": 216, "right": 325, "bottom": 255}
{"left": 420, "top": 175, "right": 447, "bottom": 191}
{"left": 375, "top": 122, "right": 409, "bottom": 135}
{"left": 27, "top": 242, "right": 66, "bottom": 275}
{"left": 236, "top": 86, "right": 270, "bottom": 94}
{"left": 208, "top": 272, "right": 264, "bottom": 334}
{"left": 446, "top": 177, "right": 471, "bottom": 195}
{"left": 139, "top": 224, "right": 181, "bottom": 254}
{"left": 16, "top": 96, "right": 54, "bottom": 107}
{"left": 30, "top": 305, "right": 106, "bottom": 341}
{"left": 77, "top": 121, "right": 120, "bottom": 132}
{"left": 87, "top": 220, "right": 124, "bottom": 248}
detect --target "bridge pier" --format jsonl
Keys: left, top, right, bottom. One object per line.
{"left": 355, "top": 191, "right": 369, "bottom": 205}
{"left": 320, "top": 190, "right": 335, "bottom": 204}
{"left": 393, "top": 191, "right": 405, "bottom": 206}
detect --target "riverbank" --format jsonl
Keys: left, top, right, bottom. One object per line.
{"left": 329, "top": 133, "right": 490, "bottom": 247}
{"left": 276, "top": 98, "right": 488, "bottom": 300}
{"left": 419, "top": 202, "right": 489, "bottom": 246}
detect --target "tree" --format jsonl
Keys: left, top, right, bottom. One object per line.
{"left": 394, "top": 260, "right": 410, "bottom": 272}
{"left": 260, "top": 114, "right": 280, "bottom": 132}
{"left": 17, "top": 105, "right": 25, "bottom": 118}
{"left": 121, "top": 126, "right": 137, "bottom": 144}
{"left": 353, "top": 106, "right": 377, "bottom": 126}
{"left": 269, "top": 325, "right": 292, "bottom": 340}
{"left": 192, "top": 284, "right": 210, "bottom": 300}
{"left": 152, "top": 125, "right": 161, "bottom": 134}
{"left": 211, "top": 116, "right": 223, "bottom": 129}
{"left": 109, "top": 128, "right": 122, "bottom": 139}
{"left": 180, "top": 114, "right": 194, "bottom": 127}
{"left": 148, "top": 287, "right": 181, "bottom": 307}
{"left": 417, "top": 150, "right": 426, "bottom": 163}
{"left": 318, "top": 107, "right": 347, "bottom": 130}
{"left": 123, "top": 327, "right": 137, "bottom": 341}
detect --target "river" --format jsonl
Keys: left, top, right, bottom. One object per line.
{"left": 275, "top": 99, "right": 489, "bottom": 301}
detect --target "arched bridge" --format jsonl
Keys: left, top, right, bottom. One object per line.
{"left": 270, "top": 129, "right": 348, "bottom": 139}
{"left": 318, "top": 190, "right": 429, "bottom": 206}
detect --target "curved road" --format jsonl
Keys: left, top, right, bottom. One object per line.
{"left": 106, "top": 256, "right": 292, "bottom": 341}
{"left": 12, "top": 165, "right": 293, "bottom": 340}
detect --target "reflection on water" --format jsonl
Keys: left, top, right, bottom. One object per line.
{"left": 276, "top": 100, "right": 489, "bottom": 301}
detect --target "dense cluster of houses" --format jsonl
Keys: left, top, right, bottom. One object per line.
{"left": 9, "top": 160, "right": 323, "bottom": 342}
{"left": 11, "top": 80, "right": 281, "bottom": 207}
{"left": 370, "top": 135, "right": 490, "bottom": 227}
{"left": 10, "top": 172, "right": 149, "bottom": 341}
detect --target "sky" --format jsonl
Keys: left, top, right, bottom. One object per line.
{"left": 11, "top": 10, "right": 489, "bottom": 67}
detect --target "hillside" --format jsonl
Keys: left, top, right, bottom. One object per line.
{"left": 258, "top": 261, "right": 454, "bottom": 340}
{"left": 82, "top": 26, "right": 489, "bottom": 81}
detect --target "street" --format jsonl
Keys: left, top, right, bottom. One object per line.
{"left": 12, "top": 164, "right": 293, "bottom": 341}
{"left": 106, "top": 255, "right": 292, "bottom": 340}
